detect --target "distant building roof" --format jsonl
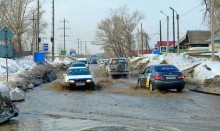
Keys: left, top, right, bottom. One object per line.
{"left": 206, "top": 31, "right": 220, "bottom": 44}
{"left": 157, "top": 41, "right": 174, "bottom": 48}
{"left": 179, "top": 30, "right": 211, "bottom": 46}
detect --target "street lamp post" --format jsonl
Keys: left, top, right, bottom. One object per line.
{"left": 170, "top": 7, "right": 175, "bottom": 53}
{"left": 211, "top": 0, "right": 215, "bottom": 61}
{"left": 160, "top": 11, "right": 169, "bottom": 53}
{"left": 170, "top": 7, "right": 180, "bottom": 53}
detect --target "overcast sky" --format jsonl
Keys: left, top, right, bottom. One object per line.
{"left": 41, "top": 0, "right": 207, "bottom": 54}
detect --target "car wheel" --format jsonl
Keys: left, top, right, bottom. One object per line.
{"left": 149, "top": 82, "right": 154, "bottom": 91}
{"left": 177, "top": 86, "right": 184, "bottom": 92}
{"left": 138, "top": 80, "right": 142, "bottom": 88}
{"left": 124, "top": 74, "right": 128, "bottom": 79}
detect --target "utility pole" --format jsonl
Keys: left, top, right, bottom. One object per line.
{"left": 85, "top": 41, "right": 87, "bottom": 55}
{"left": 51, "top": 0, "right": 55, "bottom": 61}
{"left": 177, "top": 14, "right": 180, "bottom": 53}
{"left": 137, "top": 28, "right": 140, "bottom": 55}
{"left": 59, "top": 19, "right": 70, "bottom": 50}
{"left": 141, "top": 23, "right": 143, "bottom": 55}
{"left": 77, "top": 38, "right": 79, "bottom": 55}
{"left": 160, "top": 11, "right": 169, "bottom": 53}
{"left": 211, "top": 0, "right": 215, "bottom": 61}
{"left": 170, "top": 7, "right": 175, "bottom": 53}
{"left": 80, "top": 41, "right": 82, "bottom": 55}
{"left": 30, "top": 12, "right": 36, "bottom": 55}
{"left": 159, "top": 20, "right": 162, "bottom": 46}
{"left": 37, "top": 0, "right": 40, "bottom": 52}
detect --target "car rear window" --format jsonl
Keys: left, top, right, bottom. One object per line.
{"left": 154, "top": 65, "right": 179, "bottom": 72}
{"left": 111, "top": 59, "right": 126, "bottom": 65}
{"left": 72, "top": 63, "right": 86, "bottom": 67}
{"left": 77, "top": 60, "right": 88, "bottom": 64}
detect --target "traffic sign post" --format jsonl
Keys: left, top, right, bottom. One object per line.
{"left": 0, "top": 26, "right": 14, "bottom": 83}
{"left": 59, "top": 49, "right": 67, "bottom": 58}
{"left": 160, "top": 46, "right": 168, "bottom": 54}
{"left": 43, "top": 43, "right": 49, "bottom": 52}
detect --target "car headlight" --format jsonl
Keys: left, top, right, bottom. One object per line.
{"left": 68, "top": 80, "right": 75, "bottom": 83}
{"left": 86, "top": 79, "right": 93, "bottom": 83}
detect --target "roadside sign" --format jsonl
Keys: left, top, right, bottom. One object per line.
{"left": 0, "top": 26, "right": 14, "bottom": 40}
{"left": 0, "top": 26, "right": 14, "bottom": 83}
{"left": 43, "top": 43, "right": 48, "bottom": 52}
{"left": 160, "top": 46, "right": 167, "bottom": 53}
{"left": 60, "top": 49, "right": 67, "bottom": 57}
{"left": 70, "top": 48, "right": 74, "bottom": 55}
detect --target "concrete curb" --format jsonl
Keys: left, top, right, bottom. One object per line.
{"left": 189, "top": 86, "right": 220, "bottom": 96}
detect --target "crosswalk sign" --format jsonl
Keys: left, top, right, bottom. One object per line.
{"left": 160, "top": 46, "right": 167, "bottom": 53}
{"left": 59, "top": 49, "right": 67, "bottom": 57}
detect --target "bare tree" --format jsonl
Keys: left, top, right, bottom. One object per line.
{"left": 0, "top": 0, "right": 47, "bottom": 56}
{"left": 95, "top": 6, "right": 144, "bottom": 57}
{"left": 202, "top": 0, "right": 220, "bottom": 31}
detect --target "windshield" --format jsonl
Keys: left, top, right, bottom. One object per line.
{"left": 154, "top": 65, "right": 179, "bottom": 72}
{"left": 67, "top": 68, "right": 91, "bottom": 75}
{"left": 72, "top": 63, "right": 86, "bottom": 67}
{"left": 77, "top": 60, "right": 88, "bottom": 64}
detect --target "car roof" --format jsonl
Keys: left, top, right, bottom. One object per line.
{"left": 149, "top": 64, "right": 174, "bottom": 67}
{"left": 73, "top": 62, "right": 86, "bottom": 65}
{"left": 68, "top": 67, "right": 88, "bottom": 70}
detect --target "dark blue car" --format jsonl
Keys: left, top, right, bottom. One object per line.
{"left": 138, "top": 64, "right": 185, "bottom": 92}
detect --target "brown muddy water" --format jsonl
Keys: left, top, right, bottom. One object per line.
{"left": 0, "top": 64, "right": 220, "bottom": 131}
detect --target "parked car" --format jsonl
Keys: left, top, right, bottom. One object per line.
{"left": 99, "top": 59, "right": 109, "bottom": 68}
{"left": 137, "top": 64, "right": 185, "bottom": 92}
{"left": 76, "top": 58, "right": 89, "bottom": 68}
{"left": 71, "top": 62, "right": 87, "bottom": 68}
{"left": 90, "top": 59, "right": 98, "bottom": 64}
{"left": 105, "top": 58, "right": 129, "bottom": 78}
{"left": 63, "top": 67, "right": 95, "bottom": 89}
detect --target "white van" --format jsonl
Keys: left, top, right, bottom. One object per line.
{"left": 76, "top": 58, "right": 89, "bottom": 68}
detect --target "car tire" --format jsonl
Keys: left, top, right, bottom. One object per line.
{"left": 117, "top": 63, "right": 125, "bottom": 71}
{"left": 149, "top": 82, "right": 154, "bottom": 91}
{"left": 177, "top": 86, "right": 184, "bottom": 92}
{"left": 123, "top": 74, "right": 128, "bottom": 79}
{"left": 138, "top": 80, "right": 142, "bottom": 88}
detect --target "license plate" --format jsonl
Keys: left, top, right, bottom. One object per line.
{"left": 76, "top": 82, "right": 85, "bottom": 86}
{"left": 166, "top": 76, "right": 176, "bottom": 79}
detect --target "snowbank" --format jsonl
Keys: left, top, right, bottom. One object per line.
{"left": 129, "top": 53, "right": 220, "bottom": 84}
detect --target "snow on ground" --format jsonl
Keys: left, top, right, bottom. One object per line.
{"left": 0, "top": 56, "right": 75, "bottom": 91}
{"left": 130, "top": 53, "right": 220, "bottom": 84}
{"left": 194, "top": 61, "right": 220, "bottom": 83}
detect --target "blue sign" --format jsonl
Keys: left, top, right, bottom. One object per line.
{"left": 60, "top": 49, "right": 67, "bottom": 57}
{"left": 0, "top": 26, "right": 14, "bottom": 40}
{"left": 160, "top": 46, "right": 167, "bottom": 53}
{"left": 43, "top": 43, "right": 48, "bottom": 52}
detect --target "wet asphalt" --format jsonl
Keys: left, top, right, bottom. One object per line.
{"left": 0, "top": 64, "right": 220, "bottom": 131}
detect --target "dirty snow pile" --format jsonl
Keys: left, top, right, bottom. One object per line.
{"left": 129, "top": 53, "right": 220, "bottom": 84}
{"left": 0, "top": 56, "right": 60, "bottom": 101}
{"left": 0, "top": 56, "right": 35, "bottom": 81}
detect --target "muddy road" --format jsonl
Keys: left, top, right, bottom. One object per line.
{"left": 1, "top": 64, "right": 220, "bottom": 131}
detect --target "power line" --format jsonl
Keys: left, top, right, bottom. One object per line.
{"left": 180, "top": 3, "right": 202, "bottom": 17}
{"left": 58, "top": 19, "right": 71, "bottom": 50}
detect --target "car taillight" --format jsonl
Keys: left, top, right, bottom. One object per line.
{"left": 178, "top": 74, "right": 185, "bottom": 79}
{"left": 154, "top": 74, "right": 164, "bottom": 80}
